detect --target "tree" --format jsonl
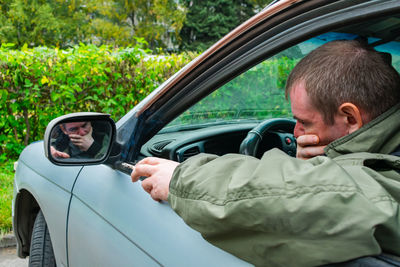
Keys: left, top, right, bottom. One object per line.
{"left": 0, "top": 0, "right": 88, "bottom": 48}
{"left": 179, "top": 0, "right": 273, "bottom": 52}
{"left": 85, "top": 0, "right": 186, "bottom": 50}
{"left": 0, "top": 0, "right": 186, "bottom": 51}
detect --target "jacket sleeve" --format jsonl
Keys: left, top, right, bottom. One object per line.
{"left": 168, "top": 149, "right": 395, "bottom": 266}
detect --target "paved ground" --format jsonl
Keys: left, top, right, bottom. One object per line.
{"left": 0, "top": 246, "right": 28, "bottom": 267}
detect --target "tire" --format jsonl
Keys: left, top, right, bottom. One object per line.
{"left": 29, "top": 210, "right": 56, "bottom": 267}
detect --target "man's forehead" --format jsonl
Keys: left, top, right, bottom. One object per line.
{"left": 290, "top": 82, "right": 320, "bottom": 120}
{"left": 290, "top": 83, "right": 311, "bottom": 109}
{"left": 65, "top": 122, "right": 87, "bottom": 129}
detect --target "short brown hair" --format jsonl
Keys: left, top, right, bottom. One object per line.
{"left": 285, "top": 40, "right": 400, "bottom": 124}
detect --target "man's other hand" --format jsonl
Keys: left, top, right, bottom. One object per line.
{"left": 50, "top": 146, "right": 70, "bottom": 158}
{"left": 69, "top": 127, "right": 94, "bottom": 151}
{"left": 296, "top": 134, "right": 326, "bottom": 159}
{"left": 131, "top": 157, "right": 179, "bottom": 202}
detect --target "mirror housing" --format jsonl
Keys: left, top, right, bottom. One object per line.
{"left": 44, "top": 112, "right": 116, "bottom": 166}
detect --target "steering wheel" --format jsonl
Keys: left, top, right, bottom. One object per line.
{"left": 239, "top": 118, "right": 297, "bottom": 158}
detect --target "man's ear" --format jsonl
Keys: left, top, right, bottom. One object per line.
{"left": 59, "top": 124, "right": 68, "bottom": 135}
{"left": 338, "top": 103, "right": 363, "bottom": 134}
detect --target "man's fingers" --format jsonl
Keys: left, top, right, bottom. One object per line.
{"left": 131, "top": 157, "right": 166, "bottom": 182}
{"left": 296, "top": 134, "right": 325, "bottom": 159}
{"left": 131, "top": 157, "right": 178, "bottom": 202}
{"left": 142, "top": 179, "right": 161, "bottom": 201}
{"left": 142, "top": 181, "right": 161, "bottom": 202}
{"left": 138, "top": 157, "right": 167, "bottom": 166}
{"left": 58, "top": 151, "right": 70, "bottom": 158}
{"left": 296, "top": 135, "right": 319, "bottom": 146}
{"left": 131, "top": 164, "right": 155, "bottom": 182}
{"left": 297, "top": 145, "right": 326, "bottom": 159}
{"left": 69, "top": 134, "right": 81, "bottom": 139}
{"left": 141, "top": 179, "right": 153, "bottom": 194}
{"left": 69, "top": 135, "right": 82, "bottom": 145}
{"left": 55, "top": 151, "right": 69, "bottom": 158}
{"left": 51, "top": 147, "right": 70, "bottom": 158}
{"left": 150, "top": 192, "right": 161, "bottom": 202}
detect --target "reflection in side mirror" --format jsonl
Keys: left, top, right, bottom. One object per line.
{"left": 44, "top": 113, "right": 115, "bottom": 165}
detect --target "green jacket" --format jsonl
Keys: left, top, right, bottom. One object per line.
{"left": 168, "top": 104, "right": 400, "bottom": 267}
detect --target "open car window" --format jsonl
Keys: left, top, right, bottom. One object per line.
{"left": 163, "top": 26, "right": 400, "bottom": 133}
{"left": 163, "top": 45, "right": 298, "bottom": 132}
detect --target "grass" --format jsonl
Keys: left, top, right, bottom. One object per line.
{"left": 0, "top": 161, "right": 15, "bottom": 234}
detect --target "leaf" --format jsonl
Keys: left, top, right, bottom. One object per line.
{"left": 41, "top": 76, "right": 49, "bottom": 84}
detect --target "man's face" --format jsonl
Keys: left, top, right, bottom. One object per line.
{"left": 62, "top": 122, "right": 92, "bottom": 136}
{"left": 290, "top": 81, "right": 349, "bottom": 146}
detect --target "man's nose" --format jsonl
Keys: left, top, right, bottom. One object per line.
{"left": 294, "top": 122, "right": 304, "bottom": 138}
{"left": 78, "top": 128, "right": 86, "bottom": 136}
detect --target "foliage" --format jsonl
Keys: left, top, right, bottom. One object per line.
{"left": 0, "top": 0, "right": 275, "bottom": 52}
{"left": 86, "top": 0, "right": 187, "bottom": 50}
{"left": 0, "top": 162, "right": 14, "bottom": 233}
{"left": 0, "top": 0, "right": 186, "bottom": 50}
{"left": 0, "top": 41, "right": 197, "bottom": 161}
{"left": 0, "top": 0, "right": 89, "bottom": 48}
{"left": 179, "top": 0, "right": 273, "bottom": 51}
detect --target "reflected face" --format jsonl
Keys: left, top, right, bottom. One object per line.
{"left": 290, "top": 81, "right": 348, "bottom": 146}
{"left": 61, "top": 122, "right": 92, "bottom": 136}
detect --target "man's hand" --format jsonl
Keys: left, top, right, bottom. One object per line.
{"left": 296, "top": 135, "right": 326, "bottom": 159}
{"left": 131, "top": 157, "right": 179, "bottom": 202}
{"left": 50, "top": 146, "right": 70, "bottom": 158}
{"left": 69, "top": 127, "right": 94, "bottom": 151}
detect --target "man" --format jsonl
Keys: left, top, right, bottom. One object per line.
{"left": 131, "top": 40, "right": 400, "bottom": 266}
{"left": 51, "top": 121, "right": 109, "bottom": 159}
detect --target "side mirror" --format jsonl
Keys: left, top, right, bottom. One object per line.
{"left": 44, "top": 112, "right": 116, "bottom": 165}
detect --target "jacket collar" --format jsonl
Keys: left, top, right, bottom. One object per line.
{"left": 325, "top": 103, "right": 400, "bottom": 159}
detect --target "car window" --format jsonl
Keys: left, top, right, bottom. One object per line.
{"left": 162, "top": 15, "right": 400, "bottom": 132}
{"left": 165, "top": 46, "right": 300, "bottom": 130}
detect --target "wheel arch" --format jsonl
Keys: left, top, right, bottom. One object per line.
{"left": 13, "top": 189, "right": 40, "bottom": 258}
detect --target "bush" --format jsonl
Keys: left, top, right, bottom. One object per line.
{"left": 0, "top": 42, "right": 197, "bottom": 161}
{"left": 0, "top": 162, "right": 14, "bottom": 233}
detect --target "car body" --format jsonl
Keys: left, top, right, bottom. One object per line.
{"left": 13, "top": 0, "right": 400, "bottom": 266}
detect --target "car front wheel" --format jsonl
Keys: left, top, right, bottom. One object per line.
{"left": 29, "top": 210, "right": 56, "bottom": 267}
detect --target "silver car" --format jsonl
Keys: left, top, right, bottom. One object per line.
{"left": 13, "top": 0, "right": 400, "bottom": 266}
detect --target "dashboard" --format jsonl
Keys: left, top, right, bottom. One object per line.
{"left": 141, "top": 122, "right": 296, "bottom": 163}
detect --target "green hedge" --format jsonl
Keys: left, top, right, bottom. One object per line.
{"left": 0, "top": 162, "right": 13, "bottom": 232}
{"left": 0, "top": 43, "right": 197, "bottom": 161}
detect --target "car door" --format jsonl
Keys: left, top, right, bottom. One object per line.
{"left": 67, "top": 1, "right": 400, "bottom": 266}
{"left": 67, "top": 164, "right": 250, "bottom": 266}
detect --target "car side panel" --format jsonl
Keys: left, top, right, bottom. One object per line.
{"left": 17, "top": 141, "right": 80, "bottom": 190}
{"left": 68, "top": 197, "right": 161, "bottom": 266}
{"left": 68, "top": 164, "right": 251, "bottom": 266}
{"left": 14, "top": 141, "right": 81, "bottom": 267}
